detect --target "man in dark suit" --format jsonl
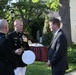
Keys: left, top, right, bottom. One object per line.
{"left": 7, "top": 19, "right": 29, "bottom": 75}
{"left": 47, "top": 18, "right": 68, "bottom": 75}
{"left": 0, "top": 19, "right": 18, "bottom": 75}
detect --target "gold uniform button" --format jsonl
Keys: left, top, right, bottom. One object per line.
{"left": 20, "top": 38, "right": 22, "bottom": 41}
{"left": 21, "top": 42, "right": 22, "bottom": 44}
{"left": 15, "top": 43, "right": 17, "bottom": 46}
{"left": 15, "top": 41, "right": 17, "bottom": 42}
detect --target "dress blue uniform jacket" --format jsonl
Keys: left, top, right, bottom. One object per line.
{"left": 7, "top": 31, "right": 29, "bottom": 67}
{"left": 0, "top": 33, "right": 17, "bottom": 75}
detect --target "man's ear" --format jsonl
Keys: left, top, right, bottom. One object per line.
{"left": 55, "top": 24, "right": 58, "bottom": 28}
{"left": 14, "top": 24, "right": 17, "bottom": 28}
{"left": 4, "top": 25, "right": 7, "bottom": 29}
{"left": 14, "top": 24, "right": 16, "bottom": 27}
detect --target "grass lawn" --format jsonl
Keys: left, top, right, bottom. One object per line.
{"left": 26, "top": 61, "right": 76, "bottom": 75}
{"left": 66, "top": 63, "right": 76, "bottom": 73}
{"left": 26, "top": 61, "right": 51, "bottom": 75}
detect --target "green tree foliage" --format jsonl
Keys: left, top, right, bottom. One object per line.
{"left": 46, "top": 0, "right": 59, "bottom": 11}
{"left": 32, "top": 0, "right": 39, "bottom": 3}
{"left": 12, "top": 0, "right": 48, "bottom": 21}
{"left": 9, "top": 0, "right": 50, "bottom": 37}
{"left": 0, "top": 0, "right": 8, "bottom": 18}
{"left": 68, "top": 45, "right": 76, "bottom": 63}
{"left": 42, "top": 14, "right": 53, "bottom": 46}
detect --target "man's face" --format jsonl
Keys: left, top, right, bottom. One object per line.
{"left": 49, "top": 21, "right": 57, "bottom": 33}
{"left": 15, "top": 21, "right": 23, "bottom": 32}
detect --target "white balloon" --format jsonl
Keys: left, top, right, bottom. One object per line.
{"left": 22, "top": 50, "right": 36, "bottom": 64}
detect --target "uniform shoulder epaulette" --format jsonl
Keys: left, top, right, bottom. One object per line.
{"left": 8, "top": 31, "right": 15, "bottom": 35}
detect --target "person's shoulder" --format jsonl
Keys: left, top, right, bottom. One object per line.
{"left": 0, "top": 36, "right": 6, "bottom": 46}
{"left": 60, "top": 29, "right": 66, "bottom": 36}
{"left": 58, "top": 30, "right": 67, "bottom": 40}
{"left": 58, "top": 29, "right": 64, "bottom": 35}
{"left": 56, "top": 29, "right": 65, "bottom": 39}
{"left": 8, "top": 31, "right": 16, "bottom": 35}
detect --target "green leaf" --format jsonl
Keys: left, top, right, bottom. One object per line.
{"left": 32, "top": 0, "right": 39, "bottom": 3}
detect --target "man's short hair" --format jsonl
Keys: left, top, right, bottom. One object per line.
{"left": 49, "top": 17, "right": 60, "bottom": 27}
{"left": 0, "top": 19, "right": 7, "bottom": 29}
{"left": 14, "top": 19, "right": 23, "bottom": 26}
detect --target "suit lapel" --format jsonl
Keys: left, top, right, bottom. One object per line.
{"left": 48, "top": 34, "right": 57, "bottom": 49}
{"left": 49, "top": 29, "right": 62, "bottom": 47}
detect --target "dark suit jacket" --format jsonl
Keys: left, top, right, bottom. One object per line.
{"left": 7, "top": 31, "right": 29, "bottom": 67}
{"left": 48, "top": 29, "right": 68, "bottom": 71}
{"left": 0, "top": 33, "right": 17, "bottom": 75}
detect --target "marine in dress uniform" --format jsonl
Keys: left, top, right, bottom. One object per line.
{"left": 0, "top": 19, "right": 17, "bottom": 75}
{"left": 7, "top": 31, "right": 29, "bottom": 75}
